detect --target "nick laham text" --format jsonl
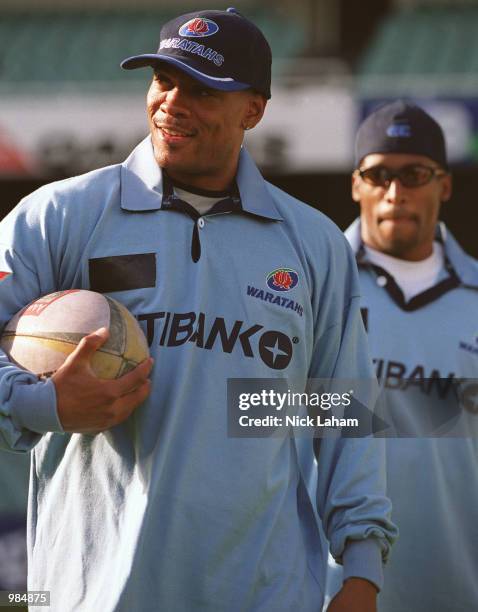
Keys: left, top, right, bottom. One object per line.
{"left": 239, "top": 415, "right": 359, "bottom": 428}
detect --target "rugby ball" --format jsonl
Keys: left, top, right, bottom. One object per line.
{"left": 0, "top": 290, "right": 149, "bottom": 379}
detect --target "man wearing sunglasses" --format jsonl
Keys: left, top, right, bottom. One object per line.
{"left": 341, "top": 101, "right": 478, "bottom": 610}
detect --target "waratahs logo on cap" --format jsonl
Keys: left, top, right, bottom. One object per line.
{"left": 266, "top": 268, "right": 299, "bottom": 292}
{"left": 386, "top": 122, "right": 412, "bottom": 138}
{"left": 179, "top": 18, "right": 219, "bottom": 38}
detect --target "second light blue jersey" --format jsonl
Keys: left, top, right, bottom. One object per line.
{"left": 345, "top": 219, "right": 478, "bottom": 612}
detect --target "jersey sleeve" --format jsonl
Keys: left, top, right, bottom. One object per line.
{"left": 308, "top": 233, "right": 398, "bottom": 590}
{"left": 0, "top": 199, "right": 64, "bottom": 453}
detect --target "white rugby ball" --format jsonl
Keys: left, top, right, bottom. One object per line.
{"left": 0, "top": 289, "right": 149, "bottom": 379}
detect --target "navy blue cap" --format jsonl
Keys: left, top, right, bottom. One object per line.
{"left": 121, "top": 8, "right": 272, "bottom": 99}
{"left": 355, "top": 100, "right": 448, "bottom": 169}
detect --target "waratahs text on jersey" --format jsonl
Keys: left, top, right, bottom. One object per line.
{"left": 137, "top": 311, "right": 295, "bottom": 370}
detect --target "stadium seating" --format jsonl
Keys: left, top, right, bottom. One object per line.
{"left": 0, "top": 10, "right": 306, "bottom": 87}
{"left": 357, "top": 7, "right": 478, "bottom": 94}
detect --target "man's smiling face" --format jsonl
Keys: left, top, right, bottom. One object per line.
{"left": 352, "top": 153, "right": 452, "bottom": 261}
{"left": 146, "top": 63, "right": 265, "bottom": 191}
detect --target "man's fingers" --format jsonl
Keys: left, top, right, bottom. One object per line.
{"left": 66, "top": 327, "right": 110, "bottom": 368}
{"left": 52, "top": 327, "right": 152, "bottom": 433}
{"left": 113, "top": 379, "right": 152, "bottom": 422}
{"left": 59, "top": 376, "right": 152, "bottom": 433}
{"left": 113, "top": 357, "right": 154, "bottom": 395}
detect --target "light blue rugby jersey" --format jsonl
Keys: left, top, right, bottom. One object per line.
{"left": 0, "top": 138, "right": 396, "bottom": 612}
{"left": 344, "top": 219, "right": 478, "bottom": 612}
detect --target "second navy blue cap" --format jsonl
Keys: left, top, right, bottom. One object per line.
{"left": 121, "top": 8, "right": 272, "bottom": 99}
{"left": 355, "top": 101, "right": 448, "bottom": 169}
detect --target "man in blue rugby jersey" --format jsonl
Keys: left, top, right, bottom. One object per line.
{"left": 342, "top": 100, "right": 478, "bottom": 611}
{"left": 0, "top": 9, "right": 396, "bottom": 611}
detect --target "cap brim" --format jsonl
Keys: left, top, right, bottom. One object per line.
{"left": 120, "top": 54, "right": 251, "bottom": 92}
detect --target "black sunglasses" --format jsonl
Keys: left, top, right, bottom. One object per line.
{"left": 358, "top": 163, "right": 446, "bottom": 188}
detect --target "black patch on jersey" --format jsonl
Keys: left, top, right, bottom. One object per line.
{"left": 89, "top": 253, "right": 156, "bottom": 293}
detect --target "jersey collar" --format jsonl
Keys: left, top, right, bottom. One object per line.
{"left": 120, "top": 136, "right": 283, "bottom": 221}
{"left": 438, "top": 223, "right": 478, "bottom": 289}
{"left": 345, "top": 218, "right": 478, "bottom": 290}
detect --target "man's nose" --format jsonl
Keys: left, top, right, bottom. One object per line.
{"left": 160, "top": 86, "right": 190, "bottom": 118}
{"left": 385, "top": 178, "right": 407, "bottom": 204}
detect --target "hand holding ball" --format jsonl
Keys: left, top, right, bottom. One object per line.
{"left": 0, "top": 289, "right": 149, "bottom": 379}
{"left": 0, "top": 290, "right": 152, "bottom": 433}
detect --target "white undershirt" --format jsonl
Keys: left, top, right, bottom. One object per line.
{"left": 174, "top": 187, "right": 225, "bottom": 215}
{"left": 364, "top": 241, "right": 444, "bottom": 302}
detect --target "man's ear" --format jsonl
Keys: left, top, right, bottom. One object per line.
{"left": 242, "top": 93, "right": 267, "bottom": 130}
{"left": 440, "top": 173, "right": 452, "bottom": 203}
{"left": 351, "top": 171, "right": 362, "bottom": 204}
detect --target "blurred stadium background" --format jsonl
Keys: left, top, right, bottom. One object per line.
{"left": 1, "top": 0, "right": 478, "bottom": 593}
